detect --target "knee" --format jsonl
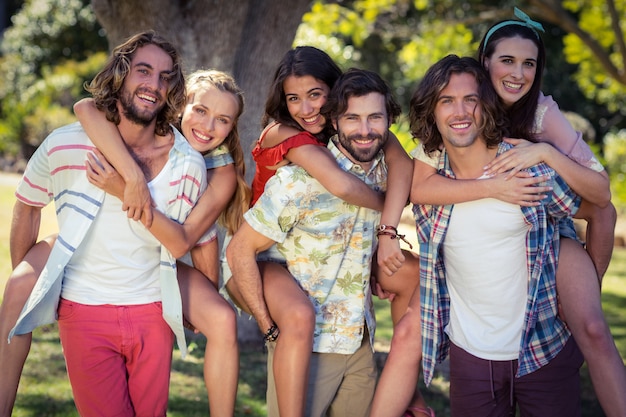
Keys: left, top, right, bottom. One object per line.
{"left": 205, "top": 303, "right": 237, "bottom": 344}
{"left": 279, "top": 301, "right": 315, "bottom": 339}
{"left": 2, "top": 272, "right": 35, "bottom": 308}
{"left": 390, "top": 314, "right": 421, "bottom": 351}
{"left": 577, "top": 316, "right": 613, "bottom": 349}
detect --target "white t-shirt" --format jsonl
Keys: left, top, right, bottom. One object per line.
{"left": 444, "top": 197, "right": 529, "bottom": 360}
{"left": 62, "top": 160, "right": 172, "bottom": 305}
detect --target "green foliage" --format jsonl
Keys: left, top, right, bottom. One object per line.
{"left": 604, "top": 129, "right": 626, "bottom": 207}
{"left": 0, "top": 0, "right": 107, "bottom": 99}
{"left": 0, "top": 0, "right": 108, "bottom": 157}
{"left": 561, "top": 0, "right": 626, "bottom": 113}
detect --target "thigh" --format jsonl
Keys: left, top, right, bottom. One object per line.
{"left": 125, "top": 302, "right": 174, "bottom": 417}
{"left": 58, "top": 300, "right": 134, "bottom": 417}
{"left": 515, "top": 338, "right": 583, "bottom": 417}
{"left": 449, "top": 343, "right": 514, "bottom": 417}
{"left": 178, "top": 261, "right": 235, "bottom": 335}
{"left": 3, "top": 236, "right": 56, "bottom": 313}
{"left": 328, "top": 338, "right": 377, "bottom": 417}
{"left": 261, "top": 261, "right": 314, "bottom": 327}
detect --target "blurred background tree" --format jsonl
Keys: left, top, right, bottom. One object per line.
{"left": 0, "top": 0, "right": 624, "bottom": 203}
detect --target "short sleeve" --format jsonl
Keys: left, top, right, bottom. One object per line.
{"left": 204, "top": 145, "right": 234, "bottom": 169}
{"left": 410, "top": 143, "right": 440, "bottom": 169}
{"left": 245, "top": 166, "right": 301, "bottom": 243}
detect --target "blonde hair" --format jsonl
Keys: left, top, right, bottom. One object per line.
{"left": 184, "top": 70, "right": 251, "bottom": 235}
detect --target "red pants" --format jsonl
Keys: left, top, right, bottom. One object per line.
{"left": 58, "top": 299, "right": 174, "bottom": 417}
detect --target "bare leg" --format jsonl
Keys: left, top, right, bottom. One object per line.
{"left": 370, "top": 252, "right": 431, "bottom": 417}
{"left": 178, "top": 262, "right": 238, "bottom": 417}
{"left": 557, "top": 237, "right": 626, "bottom": 417}
{"left": 227, "top": 261, "right": 315, "bottom": 417}
{"left": 0, "top": 237, "right": 55, "bottom": 417}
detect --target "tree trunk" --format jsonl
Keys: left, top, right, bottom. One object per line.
{"left": 90, "top": 0, "right": 312, "bottom": 345}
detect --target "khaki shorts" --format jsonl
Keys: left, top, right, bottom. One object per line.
{"left": 266, "top": 332, "right": 377, "bottom": 417}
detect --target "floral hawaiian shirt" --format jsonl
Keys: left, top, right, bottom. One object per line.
{"left": 244, "top": 137, "right": 387, "bottom": 354}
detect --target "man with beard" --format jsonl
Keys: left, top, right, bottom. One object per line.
{"left": 227, "top": 68, "right": 402, "bottom": 416}
{"left": 7, "top": 31, "right": 207, "bottom": 416}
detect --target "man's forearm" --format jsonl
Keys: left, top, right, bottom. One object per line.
{"left": 584, "top": 202, "right": 616, "bottom": 280}
{"left": 10, "top": 201, "right": 42, "bottom": 268}
{"left": 226, "top": 226, "right": 276, "bottom": 333}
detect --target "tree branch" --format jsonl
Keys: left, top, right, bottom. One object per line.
{"left": 527, "top": 0, "right": 626, "bottom": 85}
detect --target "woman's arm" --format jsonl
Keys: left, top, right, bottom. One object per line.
{"left": 375, "top": 134, "right": 412, "bottom": 276}
{"left": 484, "top": 138, "right": 610, "bottom": 207}
{"left": 410, "top": 158, "right": 548, "bottom": 206}
{"left": 74, "top": 98, "right": 153, "bottom": 224}
{"left": 263, "top": 123, "right": 385, "bottom": 210}
{"left": 287, "top": 145, "right": 385, "bottom": 211}
{"left": 145, "top": 164, "right": 237, "bottom": 258}
{"left": 86, "top": 149, "right": 237, "bottom": 258}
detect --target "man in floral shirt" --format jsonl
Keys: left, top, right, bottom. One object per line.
{"left": 227, "top": 68, "right": 401, "bottom": 416}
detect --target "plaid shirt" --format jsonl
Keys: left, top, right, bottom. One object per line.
{"left": 413, "top": 142, "right": 581, "bottom": 386}
{"left": 11, "top": 122, "right": 207, "bottom": 358}
{"left": 244, "top": 138, "right": 386, "bottom": 354}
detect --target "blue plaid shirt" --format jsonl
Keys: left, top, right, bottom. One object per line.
{"left": 413, "top": 142, "right": 581, "bottom": 386}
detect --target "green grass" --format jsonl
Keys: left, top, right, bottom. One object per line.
{"left": 1, "top": 174, "right": 625, "bottom": 416}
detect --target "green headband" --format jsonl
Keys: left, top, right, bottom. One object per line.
{"left": 482, "top": 7, "right": 545, "bottom": 52}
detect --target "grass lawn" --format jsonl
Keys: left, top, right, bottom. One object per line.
{"left": 0, "top": 173, "right": 624, "bottom": 416}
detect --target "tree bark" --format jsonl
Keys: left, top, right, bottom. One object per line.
{"left": 90, "top": 0, "right": 312, "bottom": 345}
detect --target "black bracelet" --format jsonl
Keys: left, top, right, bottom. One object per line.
{"left": 263, "top": 323, "right": 280, "bottom": 342}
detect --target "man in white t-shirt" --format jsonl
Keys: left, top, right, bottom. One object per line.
{"left": 1, "top": 31, "right": 207, "bottom": 417}
{"left": 411, "top": 55, "right": 585, "bottom": 416}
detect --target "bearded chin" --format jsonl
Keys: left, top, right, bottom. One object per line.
{"left": 120, "top": 90, "right": 160, "bottom": 127}
{"left": 340, "top": 131, "right": 387, "bottom": 163}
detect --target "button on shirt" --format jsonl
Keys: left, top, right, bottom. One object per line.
{"left": 244, "top": 138, "right": 387, "bottom": 354}
{"left": 10, "top": 122, "right": 207, "bottom": 358}
{"left": 413, "top": 142, "right": 581, "bottom": 386}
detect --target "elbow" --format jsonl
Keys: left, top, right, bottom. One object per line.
{"left": 170, "top": 245, "right": 192, "bottom": 260}
{"left": 327, "top": 182, "right": 354, "bottom": 201}
{"left": 596, "top": 189, "right": 612, "bottom": 208}
{"left": 168, "top": 237, "right": 196, "bottom": 259}
{"left": 73, "top": 97, "right": 92, "bottom": 118}
{"left": 579, "top": 200, "right": 617, "bottom": 228}
{"left": 410, "top": 183, "right": 427, "bottom": 205}
{"left": 593, "top": 176, "right": 612, "bottom": 208}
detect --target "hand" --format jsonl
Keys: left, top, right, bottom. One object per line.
{"left": 376, "top": 235, "right": 405, "bottom": 276}
{"left": 123, "top": 175, "right": 154, "bottom": 227}
{"left": 370, "top": 277, "right": 397, "bottom": 302}
{"left": 85, "top": 149, "right": 126, "bottom": 200}
{"left": 484, "top": 137, "right": 550, "bottom": 179}
{"left": 487, "top": 171, "right": 552, "bottom": 207}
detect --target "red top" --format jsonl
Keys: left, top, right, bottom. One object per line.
{"left": 250, "top": 129, "right": 325, "bottom": 205}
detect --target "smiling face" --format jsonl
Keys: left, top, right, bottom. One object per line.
{"left": 181, "top": 86, "right": 239, "bottom": 154}
{"left": 434, "top": 72, "right": 483, "bottom": 150}
{"left": 119, "top": 43, "right": 174, "bottom": 126}
{"left": 483, "top": 36, "right": 538, "bottom": 108}
{"left": 283, "top": 75, "right": 330, "bottom": 135}
{"left": 333, "top": 92, "right": 389, "bottom": 170}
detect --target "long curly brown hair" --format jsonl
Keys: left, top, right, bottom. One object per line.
{"left": 85, "top": 30, "right": 186, "bottom": 137}
{"left": 409, "top": 55, "right": 508, "bottom": 155}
